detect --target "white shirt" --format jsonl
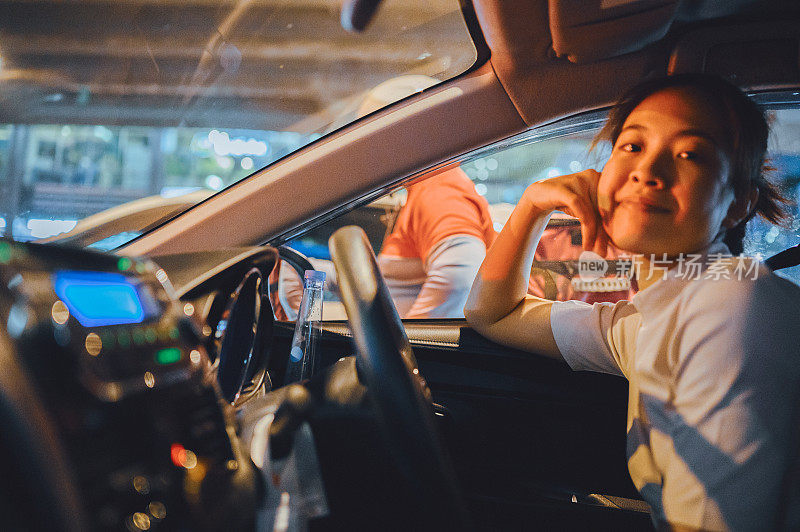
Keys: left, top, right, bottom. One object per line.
{"left": 550, "top": 242, "right": 800, "bottom": 530}
{"left": 378, "top": 234, "right": 487, "bottom": 318}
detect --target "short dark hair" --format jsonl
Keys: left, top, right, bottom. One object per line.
{"left": 594, "top": 73, "right": 791, "bottom": 255}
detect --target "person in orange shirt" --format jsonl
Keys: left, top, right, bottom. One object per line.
{"left": 377, "top": 167, "right": 496, "bottom": 318}
{"left": 276, "top": 166, "right": 496, "bottom": 319}
{"left": 273, "top": 166, "right": 496, "bottom": 320}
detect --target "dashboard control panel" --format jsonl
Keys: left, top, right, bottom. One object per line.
{"left": 0, "top": 239, "right": 257, "bottom": 531}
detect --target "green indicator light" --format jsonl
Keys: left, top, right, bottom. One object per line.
{"left": 101, "top": 332, "right": 116, "bottom": 348}
{"left": 155, "top": 348, "right": 182, "bottom": 365}
{"left": 132, "top": 330, "right": 146, "bottom": 345}
{"left": 144, "top": 328, "right": 157, "bottom": 344}
{"left": 0, "top": 242, "right": 12, "bottom": 264}
{"left": 117, "top": 257, "right": 132, "bottom": 271}
{"left": 117, "top": 331, "right": 131, "bottom": 348}
{"left": 168, "top": 327, "right": 179, "bottom": 340}
{"left": 135, "top": 262, "right": 147, "bottom": 274}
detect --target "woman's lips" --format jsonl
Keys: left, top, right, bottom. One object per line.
{"left": 619, "top": 197, "right": 671, "bottom": 214}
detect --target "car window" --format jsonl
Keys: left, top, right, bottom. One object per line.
{"left": 0, "top": 0, "right": 477, "bottom": 245}
{"left": 279, "top": 114, "right": 616, "bottom": 321}
{"left": 747, "top": 108, "right": 800, "bottom": 283}
{"left": 279, "top": 104, "right": 800, "bottom": 321}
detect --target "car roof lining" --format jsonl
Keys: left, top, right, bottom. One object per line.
{"left": 547, "top": 0, "right": 757, "bottom": 65}
{"left": 478, "top": 0, "right": 800, "bottom": 126}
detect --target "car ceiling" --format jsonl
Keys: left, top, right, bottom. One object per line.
{"left": 476, "top": 0, "right": 800, "bottom": 125}
{"left": 122, "top": 0, "right": 800, "bottom": 256}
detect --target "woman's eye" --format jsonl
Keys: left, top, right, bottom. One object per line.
{"left": 620, "top": 143, "right": 641, "bottom": 153}
{"left": 678, "top": 151, "right": 699, "bottom": 160}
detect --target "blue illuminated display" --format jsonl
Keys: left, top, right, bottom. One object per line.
{"left": 53, "top": 271, "right": 146, "bottom": 327}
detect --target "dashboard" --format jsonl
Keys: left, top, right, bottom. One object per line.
{"left": 0, "top": 239, "right": 273, "bottom": 531}
{"left": 0, "top": 235, "right": 477, "bottom": 531}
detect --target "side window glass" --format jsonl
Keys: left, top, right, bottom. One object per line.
{"left": 277, "top": 117, "right": 626, "bottom": 322}
{"left": 744, "top": 109, "right": 800, "bottom": 284}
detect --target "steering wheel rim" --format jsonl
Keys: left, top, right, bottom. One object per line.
{"left": 0, "top": 326, "right": 88, "bottom": 531}
{"left": 328, "top": 226, "right": 470, "bottom": 529}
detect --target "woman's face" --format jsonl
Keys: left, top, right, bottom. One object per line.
{"left": 597, "top": 87, "right": 738, "bottom": 257}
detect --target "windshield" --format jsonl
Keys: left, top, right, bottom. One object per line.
{"left": 0, "top": 0, "right": 477, "bottom": 247}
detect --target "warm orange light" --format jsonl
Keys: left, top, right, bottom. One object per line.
{"left": 170, "top": 443, "right": 198, "bottom": 469}
{"left": 51, "top": 300, "right": 70, "bottom": 325}
{"left": 170, "top": 443, "right": 186, "bottom": 468}
{"left": 85, "top": 333, "right": 102, "bottom": 356}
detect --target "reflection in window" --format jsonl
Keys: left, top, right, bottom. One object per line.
{"left": 460, "top": 132, "right": 605, "bottom": 207}
{"left": 88, "top": 232, "right": 143, "bottom": 252}
{"left": 161, "top": 128, "right": 312, "bottom": 193}
{"left": 26, "top": 125, "right": 150, "bottom": 189}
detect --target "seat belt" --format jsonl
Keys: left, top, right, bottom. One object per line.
{"left": 765, "top": 243, "right": 800, "bottom": 271}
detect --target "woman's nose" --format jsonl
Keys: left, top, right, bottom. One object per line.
{"left": 630, "top": 173, "right": 663, "bottom": 188}
{"left": 629, "top": 153, "right": 669, "bottom": 189}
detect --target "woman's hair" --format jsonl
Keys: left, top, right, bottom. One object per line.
{"left": 594, "top": 73, "right": 792, "bottom": 255}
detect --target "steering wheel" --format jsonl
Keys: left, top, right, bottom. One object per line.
{"left": 328, "top": 226, "right": 470, "bottom": 529}
{"left": 0, "top": 327, "right": 88, "bottom": 531}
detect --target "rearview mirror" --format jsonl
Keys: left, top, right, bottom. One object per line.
{"left": 341, "top": 0, "right": 384, "bottom": 32}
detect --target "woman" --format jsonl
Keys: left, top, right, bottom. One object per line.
{"left": 464, "top": 74, "right": 800, "bottom": 531}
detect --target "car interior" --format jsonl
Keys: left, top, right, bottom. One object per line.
{"left": 1, "top": 0, "right": 799, "bottom": 530}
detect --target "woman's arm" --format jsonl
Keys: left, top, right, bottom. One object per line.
{"left": 463, "top": 198, "right": 561, "bottom": 357}
{"left": 464, "top": 170, "right": 605, "bottom": 358}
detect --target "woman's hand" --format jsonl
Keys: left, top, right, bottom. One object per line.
{"left": 465, "top": 168, "right": 610, "bottom": 359}
{"left": 468, "top": 168, "right": 609, "bottom": 297}
{"left": 520, "top": 169, "right": 609, "bottom": 256}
